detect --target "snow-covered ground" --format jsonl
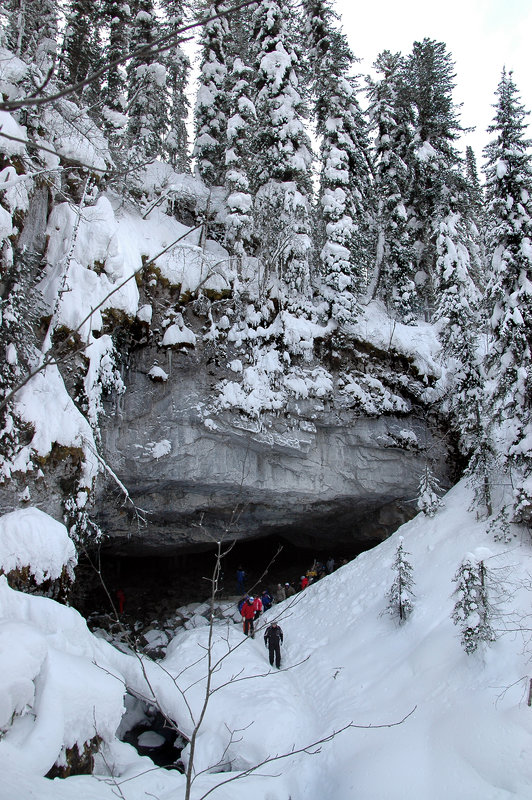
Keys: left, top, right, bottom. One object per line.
{"left": 2, "top": 479, "right": 532, "bottom": 799}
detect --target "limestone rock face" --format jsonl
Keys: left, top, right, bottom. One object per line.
{"left": 97, "top": 343, "right": 450, "bottom": 555}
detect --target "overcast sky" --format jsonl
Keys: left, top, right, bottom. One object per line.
{"left": 334, "top": 0, "right": 532, "bottom": 160}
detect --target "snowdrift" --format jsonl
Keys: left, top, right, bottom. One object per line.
{"left": 2, "top": 482, "right": 532, "bottom": 799}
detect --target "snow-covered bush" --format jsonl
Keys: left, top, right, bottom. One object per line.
{"left": 0, "top": 507, "right": 77, "bottom": 600}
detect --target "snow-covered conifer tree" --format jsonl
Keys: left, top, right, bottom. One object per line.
{"left": 127, "top": 0, "right": 169, "bottom": 163}
{"left": 102, "top": 0, "right": 131, "bottom": 152}
{"left": 303, "top": 0, "right": 373, "bottom": 321}
{"left": 164, "top": 0, "right": 190, "bottom": 172}
{"left": 193, "top": 1, "right": 230, "bottom": 186}
{"left": 406, "top": 39, "right": 467, "bottom": 319}
{"left": 224, "top": 55, "right": 256, "bottom": 254}
{"left": 61, "top": 0, "right": 102, "bottom": 103}
{"left": 433, "top": 210, "right": 484, "bottom": 459}
{"left": 367, "top": 50, "right": 416, "bottom": 321}
{"left": 482, "top": 69, "right": 532, "bottom": 522}
{"left": 452, "top": 554, "right": 496, "bottom": 654}
{"left": 251, "top": 0, "right": 313, "bottom": 294}
{"left": 387, "top": 536, "right": 415, "bottom": 622}
{"left": 6, "top": 0, "right": 58, "bottom": 67}
{"left": 416, "top": 464, "right": 443, "bottom": 516}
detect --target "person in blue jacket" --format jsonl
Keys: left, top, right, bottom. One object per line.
{"left": 236, "top": 566, "right": 246, "bottom": 593}
{"left": 261, "top": 588, "right": 273, "bottom": 611}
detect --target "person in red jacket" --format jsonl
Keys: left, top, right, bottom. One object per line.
{"left": 241, "top": 595, "right": 256, "bottom": 638}
{"left": 252, "top": 595, "right": 263, "bottom": 621}
{"left": 300, "top": 575, "right": 309, "bottom": 591}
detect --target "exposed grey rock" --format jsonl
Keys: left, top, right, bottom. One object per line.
{"left": 96, "top": 339, "right": 451, "bottom": 555}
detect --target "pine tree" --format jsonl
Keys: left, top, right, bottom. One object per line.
{"left": 416, "top": 464, "right": 442, "bottom": 516}
{"left": 482, "top": 70, "right": 532, "bottom": 523}
{"left": 61, "top": 0, "right": 102, "bottom": 104}
{"left": 6, "top": 0, "right": 58, "bottom": 67}
{"left": 102, "top": 0, "right": 131, "bottom": 152}
{"left": 433, "top": 209, "right": 483, "bottom": 459}
{"left": 127, "top": 0, "right": 169, "bottom": 163}
{"left": 452, "top": 555, "right": 496, "bottom": 654}
{"left": 193, "top": 1, "right": 230, "bottom": 186}
{"left": 387, "top": 536, "right": 415, "bottom": 622}
{"left": 367, "top": 50, "right": 417, "bottom": 321}
{"left": 303, "top": 0, "right": 373, "bottom": 322}
{"left": 406, "top": 38, "right": 466, "bottom": 319}
{"left": 224, "top": 54, "right": 256, "bottom": 254}
{"left": 164, "top": 0, "right": 190, "bottom": 172}
{"left": 250, "top": 0, "right": 313, "bottom": 294}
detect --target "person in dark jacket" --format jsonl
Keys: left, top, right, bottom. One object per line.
{"left": 241, "top": 596, "right": 256, "bottom": 637}
{"left": 261, "top": 588, "right": 273, "bottom": 611}
{"left": 236, "top": 566, "right": 246, "bottom": 593}
{"left": 264, "top": 621, "right": 283, "bottom": 668}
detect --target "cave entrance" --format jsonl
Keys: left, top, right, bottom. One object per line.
{"left": 71, "top": 530, "right": 382, "bottom": 623}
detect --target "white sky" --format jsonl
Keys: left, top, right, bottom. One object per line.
{"left": 335, "top": 0, "right": 532, "bottom": 161}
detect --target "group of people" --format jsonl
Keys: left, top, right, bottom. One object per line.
{"left": 238, "top": 593, "right": 283, "bottom": 667}
{"left": 235, "top": 557, "right": 345, "bottom": 670}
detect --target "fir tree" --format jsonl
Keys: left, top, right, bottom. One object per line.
{"left": 406, "top": 38, "right": 467, "bottom": 319}
{"left": 367, "top": 50, "right": 417, "bottom": 321}
{"left": 387, "top": 536, "right": 415, "bottom": 622}
{"left": 303, "top": 0, "right": 374, "bottom": 322}
{"left": 6, "top": 0, "right": 58, "bottom": 67}
{"left": 193, "top": 1, "right": 230, "bottom": 186}
{"left": 224, "top": 55, "right": 256, "bottom": 254}
{"left": 452, "top": 554, "right": 496, "bottom": 654}
{"left": 416, "top": 464, "right": 442, "bottom": 516}
{"left": 61, "top": 0, "right": 103, "bottom": 104}
{"left": 482, "top": 69, "right": 532, "bottom": 523}
{"left": 127, "top": 0, "right": 169, "bottom": 163}
{"left": 164, "top": 0, "right": 190, "bottom": 172}
{"left": 433, "top": 209, "right": 483, "bottom": 459}
{"left": 250, "top": 0, "right": 313, "bottom": 294}
{"left": 102, "top": 0, "right": 131, "bottom": 153}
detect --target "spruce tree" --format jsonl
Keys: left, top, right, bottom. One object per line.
{"left": 433, "top": 209, "right": 483, "bottom": 459}
{"left": 61, "top": 0, "right": 102, "bottom": 104}
{"left": 6, "top": 0, "right": 58, "bottom": 67}
{"left": 482, "top": 69, "right": 532, "bottom": 522}
{"left": 367, "top": 50, "right": 417, "bottom": 321}
{"left": 102, "top": 0, "right": 131, "bottom": 153}
{"left": 164, "top": 0, "right": 190, "bottom": 172}
{"left": 127, "top": 0, "right": 169, "bottom": 163}
{"left": 416, "top": 464, "right": 442, "bottom": 516}
{"left": 193, "top": 1, "right": 230, "bottom": 186}
{"left": 387, "top": 536, "right": 415, "bottom": 622}
{"left": 406, "top": 38, "right": 466, "bottom": 319}
{"left": 303, "top": 0, "right": 374, "bottom": 322}
{"left": 224, "top": 54, "right": 256, "bottom": 254}
{"left": 250, "top": 0, "right": 313, "bottom": 295}
{"left": 452, "top": 555, "right": 496, "bottom": 654}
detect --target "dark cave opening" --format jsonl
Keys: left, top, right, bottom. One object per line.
{"left": 71, "top": 530, "right": 382, "bottom": 622}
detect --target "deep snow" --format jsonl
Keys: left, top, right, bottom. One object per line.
{"left": 2, "top": 479, "right": 532, "bottom": 800}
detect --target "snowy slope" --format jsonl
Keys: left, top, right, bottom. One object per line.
{"left": 2, "top": 480, "right": 532, "bottom": 800}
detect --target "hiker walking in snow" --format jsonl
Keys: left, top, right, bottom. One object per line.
{"left": 326, "top": 556, "right": 335, "bottom": 574}
{"left": 274, "top": 583, "right": 286, "bottom": 603}
{"left": 285, "top": 582, "right": 296, "bottom": 597}
{"left": 241, "top": 595, "right": 256, "bottom": 637}
{"left": 252, "top": 594, "right": 263, "bottom": 621}
{"left": 300, "top": 575, "right": 309, "bottom": 591}
{"left": 264, "top": 621, "right": 283, "bottom": 668}
{"left": 261, "top": 588, "right": 273, "bottom": 611}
